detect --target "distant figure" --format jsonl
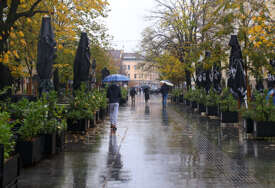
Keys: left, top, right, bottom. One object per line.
{"left": 143, "top": 87, "right": 150, "bottom": 104}
{"left": 107, "top": 82, "right": 122, "bottom": 130}
{"left": 160, "top": 83, "right": 169, "bottom": 107}
{"left": 130, "top": 87, "right": 137, "bottom": 104}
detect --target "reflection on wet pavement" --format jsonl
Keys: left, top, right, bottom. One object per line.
{"left": 18, "top": 95, "right": 275, "bottom": 187}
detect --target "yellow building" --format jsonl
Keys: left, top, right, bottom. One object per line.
{"left": 121, "top": 53, "right": 159, "bottom": 87}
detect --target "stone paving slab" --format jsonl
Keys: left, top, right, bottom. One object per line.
{"left": 18, "top": 95, "right": 275, "bottom": 188}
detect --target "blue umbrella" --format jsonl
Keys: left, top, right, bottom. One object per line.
{"left": 103, "top": 74, "right": 129, "bottom": 82}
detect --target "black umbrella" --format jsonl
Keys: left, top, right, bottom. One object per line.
{"left": 211, "top": 61, "right": 222, "bottom": 94}
{"left": 73, "top": 32, "right": 91, "bottom": 90}
{"left": 37, "top": 17, "right": 56, "bottom": 95}
{"left": 267, "top": 59, "right": 275, "bottom": 90}
{"left": 227, "top": 35, "right": 247, "bottom": 100}
{"left": 101, "top": 67, "right": 110, "bottom": 88}
{"left": 195, "top": 62, "right": 203, "bottom": 88}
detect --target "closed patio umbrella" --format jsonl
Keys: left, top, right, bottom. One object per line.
{"left": 73, "top": 32, "right": 91, "bottom": 90}
{"left": 37, "top": 17, "right": 56, "bottom": 95}
{"left": 227, "top": 35, "right": 247, "bottom": 100}
{"left": 195, "top": 62, "right": 203, "bottom": 88}
{"left": 212, "top": 61, "right": 222, "bottom": 94}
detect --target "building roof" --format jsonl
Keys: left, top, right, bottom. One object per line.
{"left": 122, "top": 53, "right": 144, "bottom": 61}
{"left": 108, "top": 50, "right": 123, "bottom": 59}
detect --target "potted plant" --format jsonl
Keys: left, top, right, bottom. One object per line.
{"left": 197, "top": 89, "right": 207, "bottom": 113}
{"left": 205, "top": 88, "right": 220, "bottom": 116}
{"left": 240, "top": 108, "right": 254, "bottom": 134}
{"left": 67, "top": 86, "right": 93, "bottom": 132}
{"left": 219, "top": 88, "right": 239, "bottom": 123}
{"left": 15, "top": 99, "right": 47, "bottom": 166}
{"left": 120, "top": 87, "right": 128, "bottom": 105}
{"left": 250, "top": 90, "right": 275, "bottom": 137}
{"left": 189, "top": 89, "right": 200, "bottom": 109}
{"left": 171, "top": 89, "right": 182, "bottom": 103}
{"left": 0, "top": 111, "right": 20, "bottom": 188}
{"left": 183, "top": 90, "right": 191, "bottom": 105}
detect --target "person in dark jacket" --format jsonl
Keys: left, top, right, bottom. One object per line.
{"left": 160, "top": 83, "right": 169, "bottom": 107}
{"left": 143, "top": 87, "right": 150, "bottom": 104}
{"left": 130, "top": 87, "right": 137, "bottom": 104}
{"left": 107, "top": 83, "right": 122, "bottom": 130}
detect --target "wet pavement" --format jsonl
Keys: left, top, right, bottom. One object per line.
{"left": 18, "top": 95, "right": 275, "bottom": 188}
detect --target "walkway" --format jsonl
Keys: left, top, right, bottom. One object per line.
{"left": 18, "top": 95, "right": 275, "bottom": 188}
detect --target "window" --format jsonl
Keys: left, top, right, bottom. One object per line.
{"left": 134, "top": 74, "right": 137, "bottom": 79}
{"left": 134, "top": 65, "right": 137, "bottom": 70}
{"left": 128, "top": 74, "right": 130, "bottom": 78}
{"left": 128, "top": 65, "right": 130, "bottom": 70}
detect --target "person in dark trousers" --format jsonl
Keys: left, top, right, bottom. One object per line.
{"left": 107, "top": 82, "right": 122, "bottom": 130}
{"left": 130, "top": 87, "right": 137, "bottom": 104}
{"left": 143, "top": 87, "right": 150, "bottom": 104}
{"left": 160, "top": 83, "right": 169, "bottom": 107}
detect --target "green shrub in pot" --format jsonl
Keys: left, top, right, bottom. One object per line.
{"left": 219, "top": 88, "right": 238, "bottom": 112}
{"left": 0, "top": 111, "right": 16, "bottom": 159}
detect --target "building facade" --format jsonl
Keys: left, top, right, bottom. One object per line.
{"left": 108, "top": 51, "right": 159, "bottom": 88}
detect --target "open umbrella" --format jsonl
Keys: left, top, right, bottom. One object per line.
{"left": 160, "top": 80, "right": 174, "bottom": 86}
{"left": 103, "top": 74, "right": 129, "bottom": 82}
{"left": 227, "top": 35, "right": 247, "bottom": 100}
{"left": 37, "top": 17, "right": 56, "bottom": 95}
{"left": 73, "top": 32, "right": 90, "bottom": 90}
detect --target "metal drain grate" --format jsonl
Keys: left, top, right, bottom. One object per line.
{"left": 194, "top": 133, "right": 262, "bottom": 187}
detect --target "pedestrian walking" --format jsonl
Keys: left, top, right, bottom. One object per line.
{"left": 107, "top": 82, "right": 122, "bottom": 130}
{"left": 266, "top": 83, "right": 275, "bottom": 105}
{"left": 130, "top": 87, "right": 137, "bottom": 104}
{"left": 160, "top": 83, "right": 169, "bottom": 107}
{"left": 143, "top": 87, "right": 150, "bottom": 104}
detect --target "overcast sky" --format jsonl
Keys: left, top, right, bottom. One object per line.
{"left": 105, "top": 0, "right": 156, "bottom": 52}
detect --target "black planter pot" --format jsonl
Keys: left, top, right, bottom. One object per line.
{"left": 67, "top": 119, "right": 88, "bottom": 132}
{"left": 89, "top": 118, "right": 96, "bottom": 128}
{"left": 2, "top": 155, "right": 20, "bottom": 188}
{"left": 184, "top": 99, "right": 190, "bottom": 106}
{"left": 96, "top": 111, "right": 100, "bottom": 123}
{"left": 56, "top": 131, "right": 65, "bottom": 153}
{"left": 191, "top": 101, "right": 197, "bottom": 109}
{"left": 206, "top": 106, "right": 219, "bottom": 116}
{"left": 198, "top": 103, "right": 206, "bottom": 113}
{"left": 221, "top": 111, "right": 239, "bottom": 123}
{"left": 179, "top": 95, "right": 184, "bottom": 103}
{"left": 254, "top": 121, "right": 275, "bottom": 137}
{"left": 243, "top": 118, "right": 254, "bottom": 133}
{"left": 99, "top": 108, "right": 105, "bottom": 120}
{"left": 119, "top": 98, "right": 126, "bottom": 105}
{"left": 42, "top": 133, "right": 56, "bottom": 156}
{"left": 16, "top": 136, "right": 43, "bottom": 166}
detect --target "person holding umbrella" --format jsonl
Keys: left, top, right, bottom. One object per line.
{"left": 160, "top": 83, "right": 169, "bottom": 107}
{"left": 160, "top": 80, "right": 173, "bottom": 107}
{"left": 107, "top": 82, "right": 122, "bottom": 130}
